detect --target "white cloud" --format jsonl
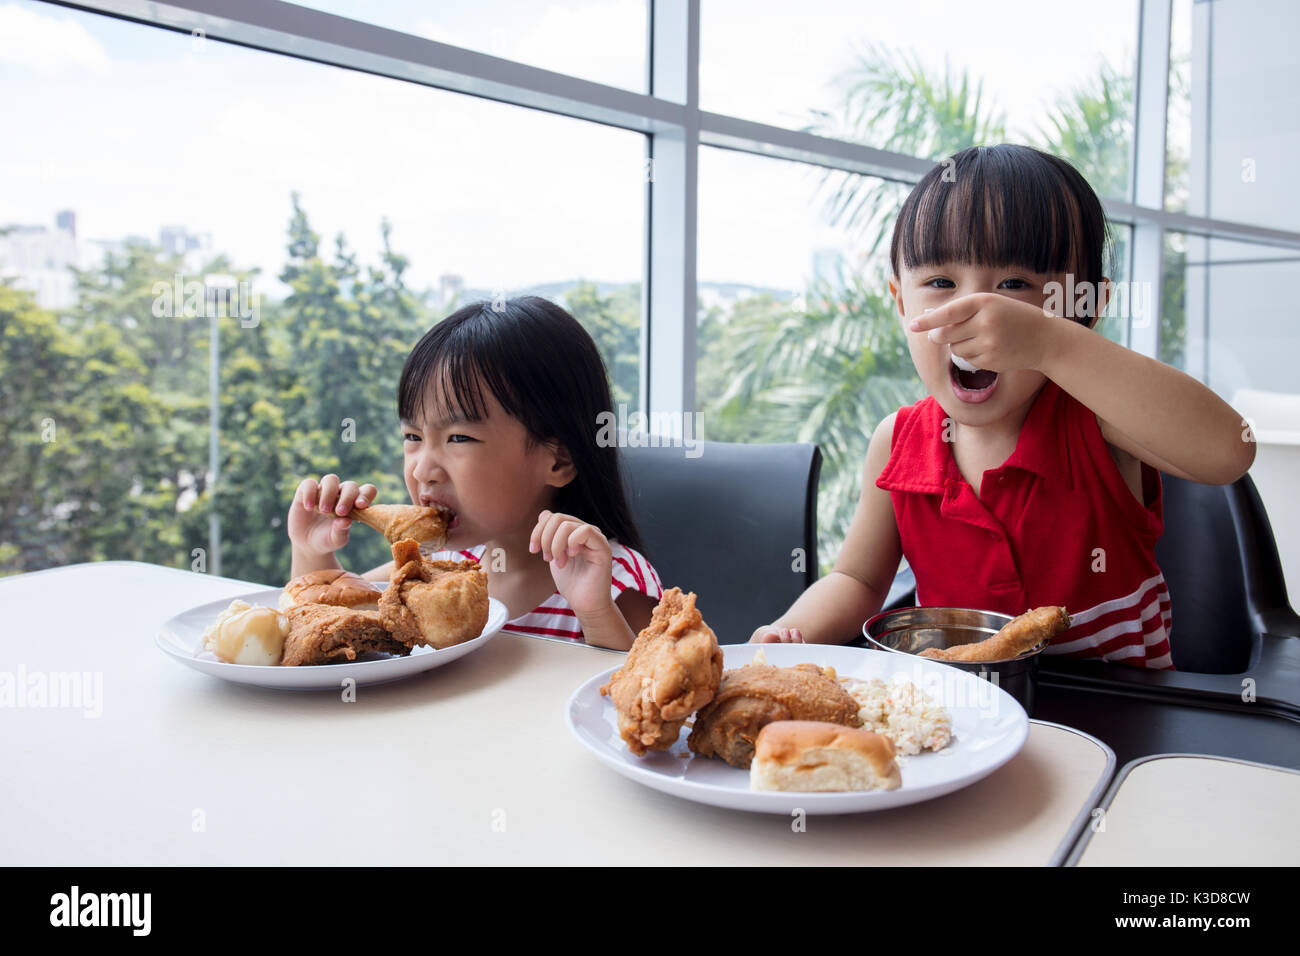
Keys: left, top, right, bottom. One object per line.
{"left": 0, "top": 4, "right": 110, "bottom": 75}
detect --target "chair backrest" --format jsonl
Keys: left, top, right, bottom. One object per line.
{"left": 620, "top": 441, "right": 821, "bottom": 644}
{"left": 1155, "top": 473, "right": 1284, "bottom": 673}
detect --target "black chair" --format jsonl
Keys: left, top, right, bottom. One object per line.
{"left": 620, "top": 441, "right": 821, "bottom": 644}
{"left": 1035, "top": 473, "right": 1300, "bottom": 719}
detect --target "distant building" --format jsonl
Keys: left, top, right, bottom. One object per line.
{"left": 159, "top": 224, "right": 213, "bottom": 272}
{"left": 0, "top": 214, "right": 220, "bottom": 310}
{"left": 55, "top": 209, "right": 76, "bottom": 240}
{"left": 438, "top": 273, "right": 464, "bottom": 308}
{"left": 0, "top": 219, "right": 80, "bottom": 310}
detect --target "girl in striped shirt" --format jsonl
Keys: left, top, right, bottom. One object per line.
{"left": 288, "top": 296, "right": 661, "bottom": 650}
{"left": 752, "top": 145, "right": 1255, "bottom": 668}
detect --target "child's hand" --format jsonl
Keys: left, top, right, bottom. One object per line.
{"left": 529, "top": 510, "right": 613, "bottom": 616}
{"left": 749, "top": 625, "right": 805, "bottom": 644}
{"left": 288, "top": 475, "right": 377, "bottom": 557}
{"left": 909, "top": 292, "right": 1063, "bottom": 373}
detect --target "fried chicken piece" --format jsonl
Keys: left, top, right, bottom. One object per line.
{"left": 280, "top": 604, "right": 410, "bottom": 666}
{"left": 919, "top": 605, "right": 1070, "bottom": 662}
{"left": 350, "top": 504, "right": 452, "bottom": 549}
{"left": 600, "top": 588, "right": 724, "bottom": 757}
{"left": 379, "top": 538, "right": 489, "bottom": 650}
{"left": 688, "top": 663, "right": 862, "bottom": 769}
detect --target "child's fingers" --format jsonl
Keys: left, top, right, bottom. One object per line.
{"left": 558, "top": 523, "right": 606, "bottom": 571}
{"left": 548, "top": 520, "right": 583, "bottom": 569}
{"left": 566, "top": 523, "right": 605, "bottom": 557}
{"left": 908, "top": 296, "right": 979, "bottom": 332}
{"left": 335, "top": 481, "right": 363, "bottom": 516}
{"left": 317, "top": 474, "right": 341, "bottom": 513}
{"left": 528, "top": 510, "right": 551, "bottom": 555}
{"left": 297, "top": 478, "right": 319, "bottom": 511}
{"left": 539, "top": 511, "right": 563, "bottom": 559}
{"left": 536, "top": 510, "right": 567, "bottom": 561}
{"left": 355, "top": 483, "right": 378, "bottom": 509}
{"left": 926, "top": 321, "right": 979, "bottom": 346}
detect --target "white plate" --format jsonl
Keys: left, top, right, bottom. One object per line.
{"left": 156, "top": 589, "right": 509, "bottom": 690}
{"left": 566, "top": 643, "right": 1029, "bottom": 815}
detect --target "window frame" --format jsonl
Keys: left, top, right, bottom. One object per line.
{"left": 48, "top": 0, "right": 1300, "bottom": 410}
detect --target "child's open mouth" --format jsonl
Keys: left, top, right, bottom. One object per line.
{"left": 949, "top": 359, "right": 999, "bottom": 404}
{"left": 419, "top": 497, "right": 459, "bottom": 531}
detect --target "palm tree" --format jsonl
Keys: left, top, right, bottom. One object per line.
{"left": 701, "top": 46, "right": 1138, "bottom": 572}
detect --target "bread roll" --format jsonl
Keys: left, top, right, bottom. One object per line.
{"left": 280, "top": 569, "right": 382, "bottom": 611}
{"left": 750, "top": 720, "right": 902, "bottom": 792}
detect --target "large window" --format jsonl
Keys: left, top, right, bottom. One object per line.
{"left": 697, "top": 147, "right": 918, "bottom": 569}
{"left": 3, "top": 0, "right": 1298, "bottom": 586}
{"left": 0, "top": 0, "right": 644, "bottom": 581}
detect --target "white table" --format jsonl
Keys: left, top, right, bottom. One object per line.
{"left": 1070, "top": 754, "right": 1300, "bottom": 866}
{"left": 2, "top": 562, "right": 1116, "bottom": 865}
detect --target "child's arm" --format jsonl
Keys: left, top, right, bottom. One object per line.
{"left": 1041, "top": 319, "right": 1255, "bottom": 485}
{"left": 913, "top": 294, "right": 1255, "bottom": 485}
{"left": 751, "top": 413, "right": 904, "bottom": 644}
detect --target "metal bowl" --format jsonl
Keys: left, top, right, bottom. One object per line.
{"left": 862, "top": 606, "right": 1049, "bottom": 716}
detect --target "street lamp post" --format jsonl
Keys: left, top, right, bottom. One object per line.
{"left": 203, "top": 273, "right": 237, "bottom": 577}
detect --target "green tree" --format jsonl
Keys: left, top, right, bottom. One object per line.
{"left": 565, "top": 280, "right": 641, "bottom": 409}
{"left": 273, "top": 193, "right": 432, "bottom": 578}
{"left": 0, "top": 280, "right": 187, "bottom": 573}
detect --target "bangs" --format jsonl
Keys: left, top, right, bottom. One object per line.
{"left": 891, "top": 145, "right": 1107, "bottom": 286}
{"left": 397, "top": 303, "right": 523, "bottom": 429}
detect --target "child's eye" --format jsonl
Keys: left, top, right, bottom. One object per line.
{"left": 447, "top": 434, "right": 475, "bottom": 444}
{"left": 924, "top": 278, "right": 955, "bottom": 289}
{"left": 1000, "top": 278, "right": 1031, "bottom": 290}
{"left": 402, "top": 433, "right": 421, "bottom": 443}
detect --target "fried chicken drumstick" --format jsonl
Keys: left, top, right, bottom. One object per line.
{"left": 687, "top": 663, "right": 863, "bottom": 769}
{"left": 600, "top": 588, "right": 724, "bottom": 757}
{"left": 918, "top": 605, "right": 1070, "bottom": 662}
{"left": 349, "top": 504, "right": 452, "bottom": 549}
{"left": 379, "top": 538, "right": 489, "bottom": 650}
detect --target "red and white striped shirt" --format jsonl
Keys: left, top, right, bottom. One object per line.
{"left": 422, "top": 541, "right": 663, "bottom": 644}
{"left": 876, "top": 380, "right": 1174, "bottom": 669}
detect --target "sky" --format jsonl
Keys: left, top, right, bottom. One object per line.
{"left": 0, "top": 0, "right": 1140, "bottom": 295}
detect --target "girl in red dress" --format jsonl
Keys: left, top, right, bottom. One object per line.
{"left": 752, "top": 145, "right": 1254, "bottom": 668}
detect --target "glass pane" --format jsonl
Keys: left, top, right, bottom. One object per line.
{"left": 293, "top": 0, "right": 647, "bottom": 91}
{"left": 701, "top": 0, "right": 1139, "bottom": 199}
{"left": 1100, "top": 223, "right": 1134, "bottom": 347}
{"left": 697, "top": 147, "right": 923, "bottom": 571}
{"left": 1165, "top": 0, "right": 1192, "bottom": 213}
{"left": 1162, "top": 234, "right": 1300, "bottom": 400}
{"left": 0, "top": 1, "right": 645, "bottom": 581}
{"left": 1168, "top": 0, "right": 1300, "bottom": 230}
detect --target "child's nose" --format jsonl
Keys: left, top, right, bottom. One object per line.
{"left": 410, "top": 446, "right": 450, "bottom": 485}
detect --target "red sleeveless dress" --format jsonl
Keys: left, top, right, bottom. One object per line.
{"left": 875, "top": 381, "right": 1174, "bottom": 668}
